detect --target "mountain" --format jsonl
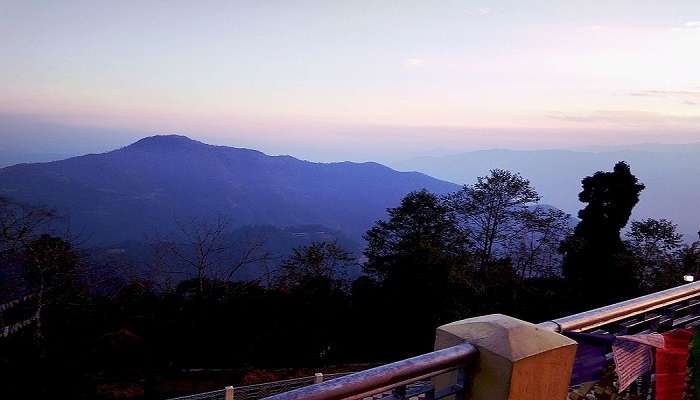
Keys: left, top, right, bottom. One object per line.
{"left": 0, "top": 150, "right": 72, "bottom": 168}
{"left": 392, "top": 146, "right": 700, "bottom": 241}
{"left": 0, "top": 135, "right": 458, "bottom": 244}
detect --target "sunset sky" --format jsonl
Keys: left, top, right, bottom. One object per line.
{"left": 2, "top": 1, "right": 700, "bottom": 161}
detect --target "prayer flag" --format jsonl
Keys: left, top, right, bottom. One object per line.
{"left": 618, "top": 333, "right": 665, "bottom": 348}
{"left": 612, "top": 337, "right": 654, "bottom": 392}
{"left": 656, "top": 328, "right": 692, "bottom": 400}
{"left": 564, "top": 331, "right": 615, "bottom": 386}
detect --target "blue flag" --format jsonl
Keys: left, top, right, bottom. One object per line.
{"left": 564, "top": 331, "right": 616, "bottom": 386}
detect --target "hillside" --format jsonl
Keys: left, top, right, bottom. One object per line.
{"left": 0, "top": 135, "right": 458, "bottom": 244}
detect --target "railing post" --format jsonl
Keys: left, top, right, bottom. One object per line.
{"left": 433, "top": 314, "right": 577, "bottom": 400}
{"left": 225, "top": 386, "right": 234, "bottom": 400}
{"left": 314, "top": 372, "right": 324, "bottom": 384}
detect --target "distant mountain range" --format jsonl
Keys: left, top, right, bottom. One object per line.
{"left": 392, "top": 145, "right": 700, "bottom": 241}
{"left": 0, "top": 135, "right": 458, "bottom": 244}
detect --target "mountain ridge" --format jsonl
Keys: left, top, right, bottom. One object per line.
{"left": 0, "top": 135, "right": 459, "bottom": 244}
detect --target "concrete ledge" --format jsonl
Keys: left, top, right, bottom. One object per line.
{"left": 434, "top": 314, "right": 577, "bottom": 400}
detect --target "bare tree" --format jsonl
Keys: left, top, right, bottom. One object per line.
{"left": 225, "top": 231, "right": 271, "bottom": 281}
{"left": 0, "top": 197, "right": 96, "bottom": 349}
{"left": 155, "top": 217, "right": 271, "bottom": 297}
{"left": 166, "top": 217, "right": 228, "bottom": 298}
{"left": 0, "top": 197, "right": 57, "bottom": 256}
{"left": 0, "top": 197, "right": 58, "bottom": 304}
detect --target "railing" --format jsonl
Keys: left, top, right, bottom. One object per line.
{"left": 539, "top": 280, "right": 700, "bottom": 334}
{"left": 537, "top": 281, "right": 700, "bottom": 399}
{"left": 168, "top": 388, "right": 227, "bottom": 400}
{"left": 233, "top": 373, "right": 352, "bottom": 400}
{"left": 261, "top": 343, "right": 477, "bottom": 400}
{"left": 168, "top": 373, "right": 354, "bottom": 400}
{"left": 172, "top": 281, "right": 700, "bottom": 400}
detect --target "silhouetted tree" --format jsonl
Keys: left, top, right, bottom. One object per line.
{"left": 681, "top": 231, "right": 700, "bottom": 280}
{"left": 0, "top": 197, "right": 58, "bottom": 298}
{"left": 0, "top": 197, "right": 56, "bottom": 256}
{"left": 364, "top": 190, "right": 468, "bottom": 355}
{"left": 276, "top": 241, "right": 354, "bottom": 290}
{"left": 627, "top": 218, "right": 683, "bottom": 291}
{"left": 561, "top": 162, "right": 645, "bottom": 307}
{"left": 508, "top": 207, "right": 572, "bottom": 279}
{"left": 21, "top": 234, "right": 84, "bottom": 349}
{"left": 157, "top": 217, "right": 269, "bottom": 298}
{"left": 365, "top": 190, "right": 467, "bottom": 280}
{"left": 446, "top": 169, "right": 540, "bottom": 268}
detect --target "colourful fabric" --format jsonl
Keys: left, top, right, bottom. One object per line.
{"left": 564, "top": 331, "right": 615, "bottom": 386}
{"left": 619, "top": 333, "right": 665, "bottom": 348}
{"left": 684, "top": 337, "right": 696, "bottom": 400}
{"left": 612, "top": 337, "right": 654, "bottom": 392}
{"left": 568, "top": 365, "right": 618, "bottom": 399}
{"left": 693, "top": 328, "right": 700, "bottom": 399}
{"left": 656, "top": 328, "right": 693, "bottom": 400}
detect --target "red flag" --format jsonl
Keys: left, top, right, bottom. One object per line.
{"left": 656, "top": 329, "right": 693, "bottom": 400}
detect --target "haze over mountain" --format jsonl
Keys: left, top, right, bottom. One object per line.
{"left": 392, "top": 145, "right": 700, "bottom": 241}
{"left": 0, "top": 135, "right": 458, "bottom": 244}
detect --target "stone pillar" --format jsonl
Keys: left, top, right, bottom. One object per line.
{"left": 434, "top": 314, "right": 577, "bottom": 400}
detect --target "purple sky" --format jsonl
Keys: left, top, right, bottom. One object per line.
{"left": 2, "top": 1, "right": 700, "bottom": 162}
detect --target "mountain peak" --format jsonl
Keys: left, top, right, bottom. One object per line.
{"left": 127, "top": 135, "right": 204, "bottom": 150}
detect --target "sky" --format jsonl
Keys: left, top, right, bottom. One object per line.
{"left": 2, "top": 0, "right": 700, "bottom": 162}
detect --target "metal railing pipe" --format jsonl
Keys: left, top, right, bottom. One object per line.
{"left": 539, "top": 281, "right": 700, "bottom": 332}
{"left": 261, "top": 342, "right": 477, "bottom": 400}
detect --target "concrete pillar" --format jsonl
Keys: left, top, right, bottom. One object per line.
{"left": 314, "top": 373, "right": 324, "bottom": 384}
{"left": 434, "top": 314, "right": 577, "bottom": 400}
